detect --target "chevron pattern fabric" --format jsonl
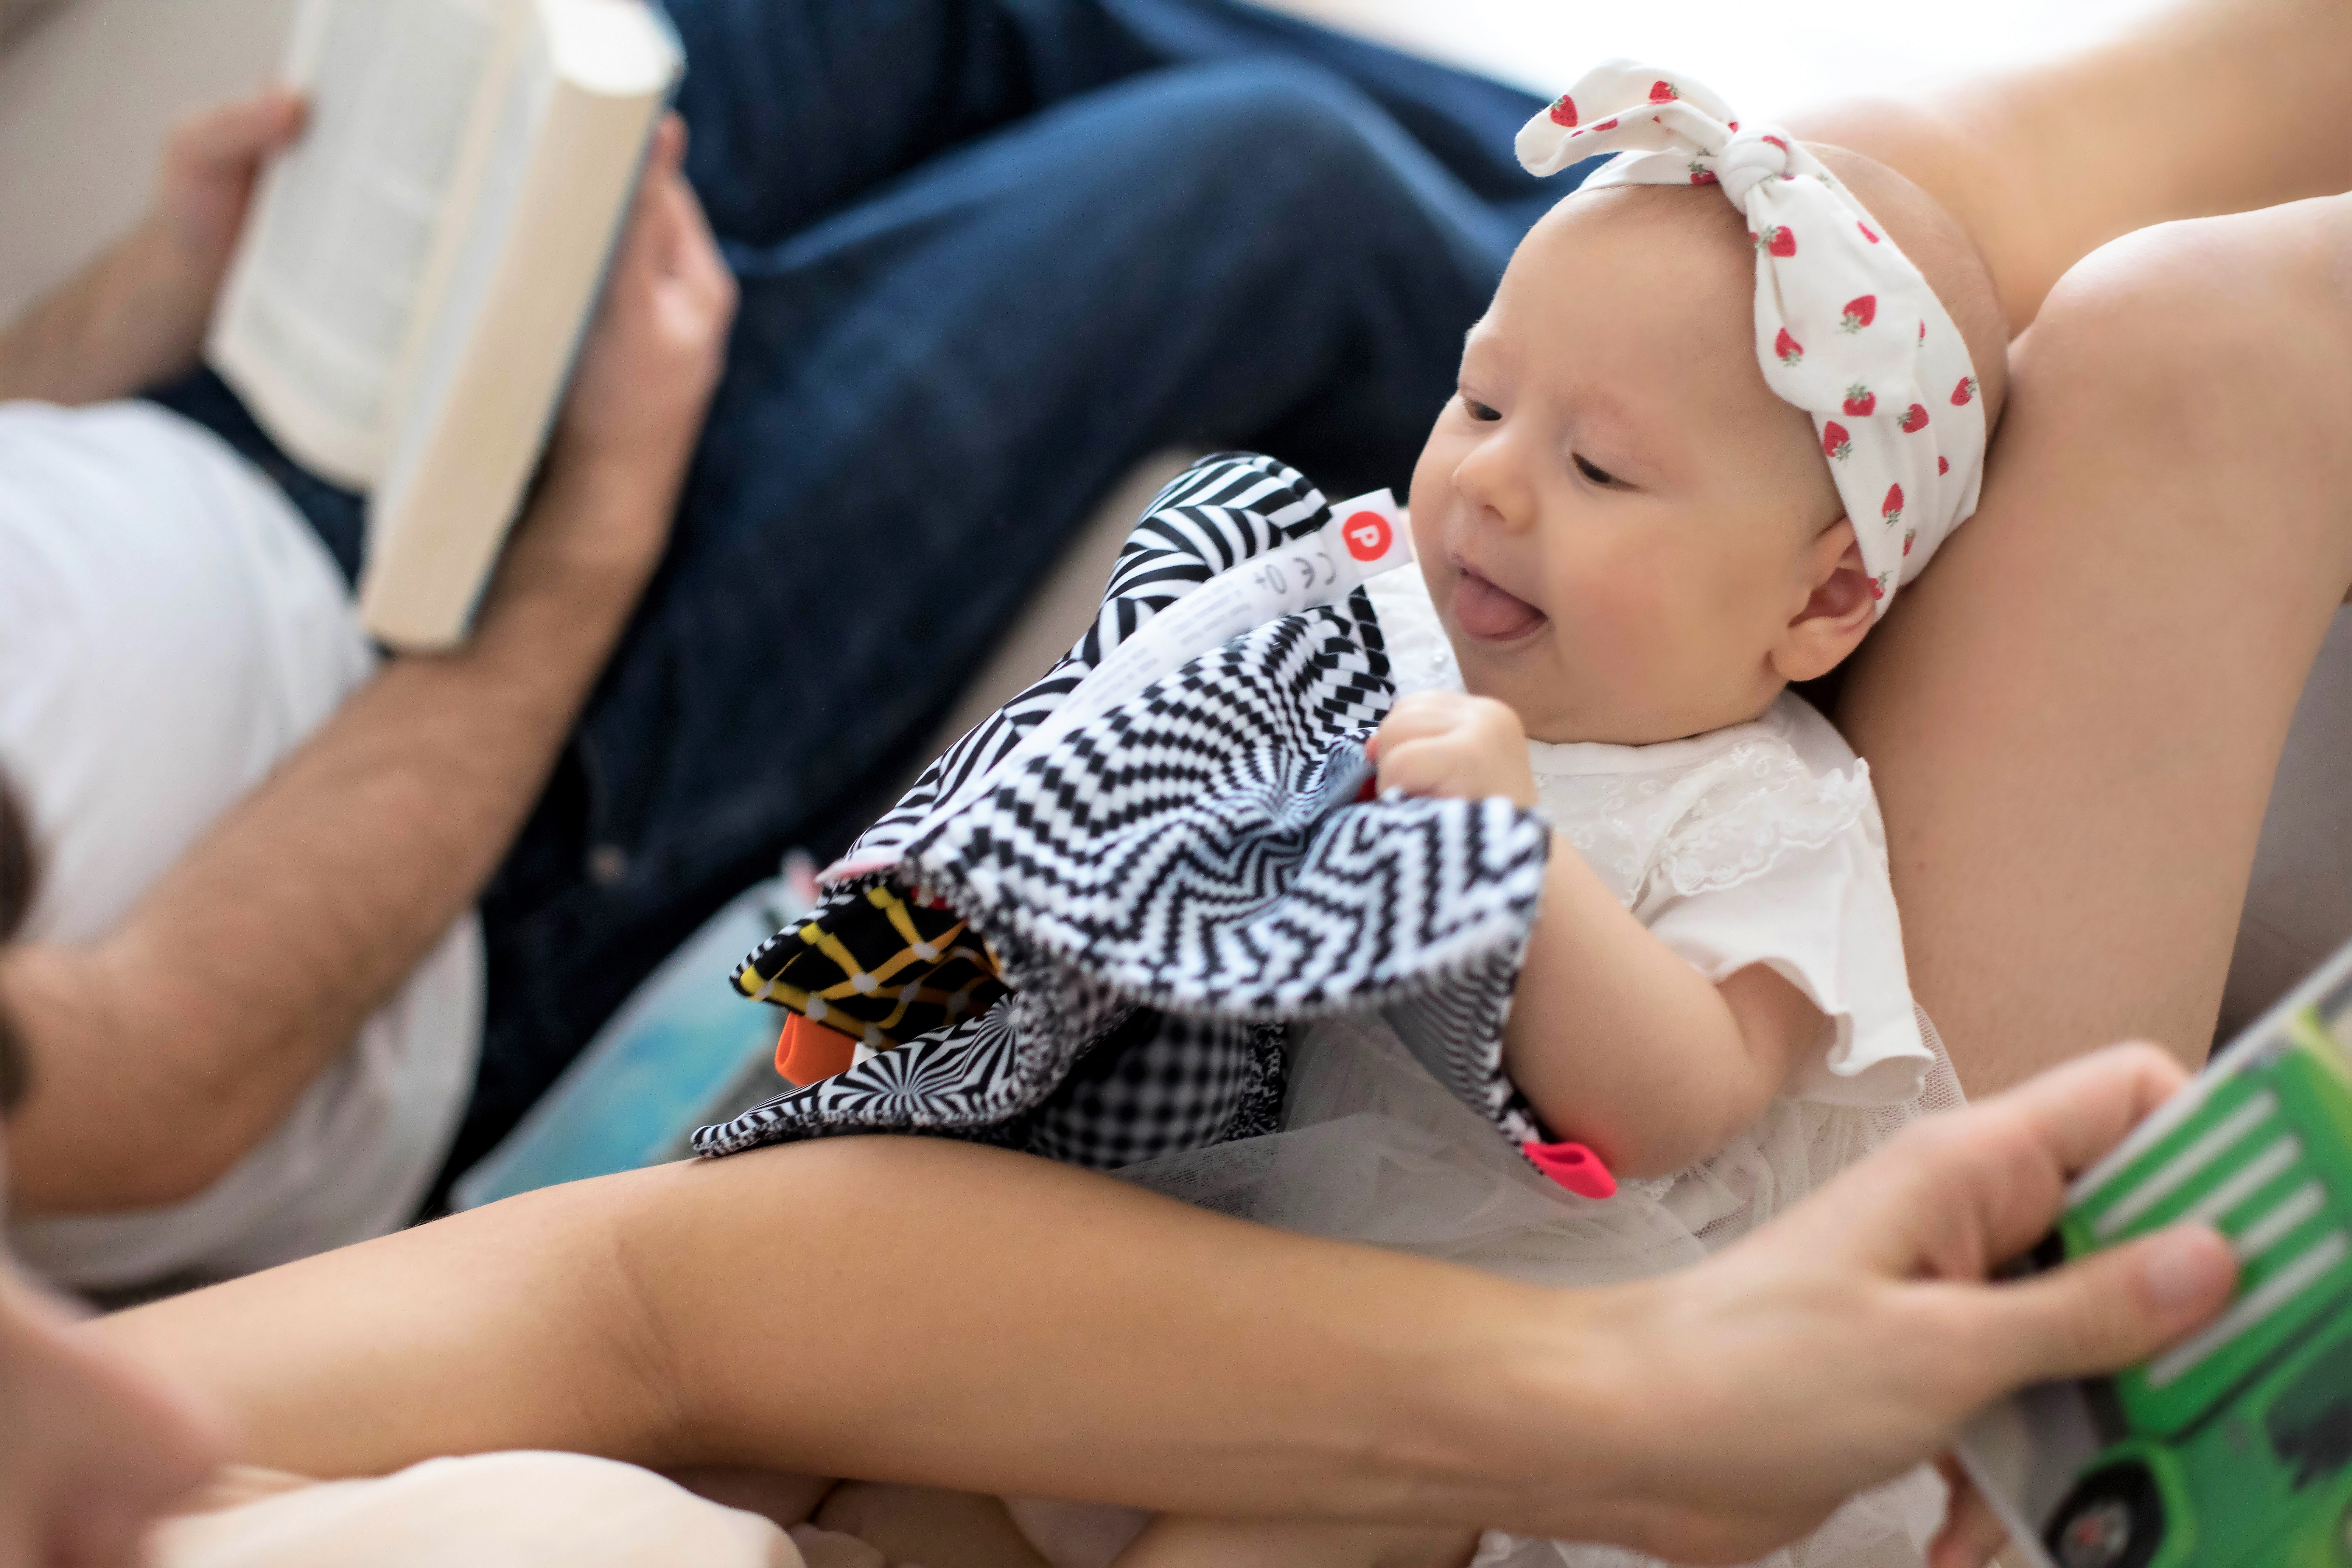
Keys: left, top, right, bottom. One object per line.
{"left": 693, "top": 455, "right": 1553, "bottom": 1167}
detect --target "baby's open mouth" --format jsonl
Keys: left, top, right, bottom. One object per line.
{"left": 1451, "top": 563, "right": 1547, "bottom": 641}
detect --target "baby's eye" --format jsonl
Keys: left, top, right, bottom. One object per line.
{"left": 1573, "top": 453, "right": 1618, "bottom": 486}
{"left": 1462, "top": 396, "right": 1502, "bottom": 422}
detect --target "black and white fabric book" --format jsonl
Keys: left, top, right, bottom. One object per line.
{"left": 692, "top": 453, "right": 1553, "bottom": 1170}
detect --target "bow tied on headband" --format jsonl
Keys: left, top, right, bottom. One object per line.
{"left": 1516, "top": 62, "right": 1988, "bottom": 609}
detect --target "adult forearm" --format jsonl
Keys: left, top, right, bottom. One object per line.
{"left": 95, "top": 1050, "right": 2241, "bottom": 1564}
{"left": 0, "top": 221, "right": 214, "bottom": 406}
{"left": 98, "top": 1140, "right": 1631, "bottom": 1536}
{"left": 0, "top": 451, "right": 676, "bottom": 1214}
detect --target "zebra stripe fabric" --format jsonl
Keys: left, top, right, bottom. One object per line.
{"left": 693, "top": 454, "right": 1553, "bottom": 1168}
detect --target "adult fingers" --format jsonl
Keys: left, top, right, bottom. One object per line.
{"left": 1961, "top": 1220, "right": 2236, "bottom": 1389}
{"left": 170, "top": 89, "right": 307, "bottom": 172}
{"left": 1831, "top": 1044, "right": 2191, "bottom": 1280}
{"left": 624, "top": 117, "right": 687, "bottom": 264}
{"left": 658, "top": 159, "right": 736, "bottom": 317}
{"left": 1979, "top": 1041, "right": 2189, "bottom": 1183}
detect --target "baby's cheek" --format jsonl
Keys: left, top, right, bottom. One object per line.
{"left": 1405, "top": 444, "right": 1452, "bottom": 562}
{"left": 1558, "top": 551, "right": 1674, "bottom": 675}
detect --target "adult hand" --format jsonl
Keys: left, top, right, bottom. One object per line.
{"left": 148, "top": 89, "right": 308, "bottom": 312}
{"left": 0, "top": 1260, "right": 227, "bottom": 1568}
{"left": 0, "top": 89, "right": 305, "bottom": 405}
{"left": 1561, "top": 1044, "right": 2237, "bottom": 1566}
{"left": 523, "top": 113, "right": 737, "bottom": 591}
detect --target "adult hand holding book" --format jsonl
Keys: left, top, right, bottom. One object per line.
{"left": 510, "top": 111, "right": 734, "bottom": 602}
{"left": 210, "top": 0, "right": 694, "bottom": 648}
{"left": 0, "top": 104, "right": 733, "bottom": 1221}
{"left": 0, "top": 91, "right": 305, "bottom": 408}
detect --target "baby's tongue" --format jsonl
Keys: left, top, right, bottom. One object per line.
{"left": 1452, "top": 568, "right": 1546, "bottom": 640}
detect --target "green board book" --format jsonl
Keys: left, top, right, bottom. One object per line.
{"left": 1961, "top": 938, "right": 2352, "bottom": 1568}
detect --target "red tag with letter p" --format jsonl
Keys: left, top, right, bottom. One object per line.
{"left": 1322, "top": 489, "right": 1410, "bottom": 576}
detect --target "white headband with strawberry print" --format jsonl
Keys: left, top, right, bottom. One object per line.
{"left": 1516, "top": 61, "right": 1987, "bottom": 611}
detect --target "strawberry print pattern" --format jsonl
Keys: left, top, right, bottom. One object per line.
{"left": 1511, "top": 59, "right": 1991, "bottom": 617}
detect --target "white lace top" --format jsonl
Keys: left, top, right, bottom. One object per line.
{"left": 1367, "top": 567, "right": 1930, "bottom": 1109}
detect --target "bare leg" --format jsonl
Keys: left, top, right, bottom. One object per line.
{"left": 1786, "top": 0, "right": 2352, "bottom": 330}
{"left": 1840, "top": 194, "right": 2352, "bottom": 1090}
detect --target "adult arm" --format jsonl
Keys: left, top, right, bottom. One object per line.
{"left": 0, "top": 93, "right": 305, "bottom": 407}
{"left": 96, "top": 1045, "right": 2235, "bottom": 1566}
{"left": 0, "top": 119, "right": 737, "bottom": 1213}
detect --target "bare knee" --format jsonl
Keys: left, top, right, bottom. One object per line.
{"left": 1998, "top": 194, "right": 2352, "bottom": 595}
{"left": 2023, "top": 195, "right": 2352, "bottom": 446}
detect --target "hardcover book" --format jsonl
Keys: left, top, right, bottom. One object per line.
{"left": 209, "top": 0, "right": 682, "bottom": 648}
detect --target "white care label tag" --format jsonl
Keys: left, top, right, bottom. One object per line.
{"left": 900, "top": 489, "right": 1412, "bottom": 844}
{"left": 1240, "top": 489, "right": 1414, "bottom": 600}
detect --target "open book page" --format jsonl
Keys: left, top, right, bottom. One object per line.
{"left": 207, "top": 0, "right": 518, "bottom": 488}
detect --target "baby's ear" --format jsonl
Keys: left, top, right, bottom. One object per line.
{"left": 1773, "top": 519, "right": 1875, "bottom": 683}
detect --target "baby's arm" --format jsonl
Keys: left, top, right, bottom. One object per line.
{"left": 1375, "top": 693, "right": 1823, "bottom": 1179}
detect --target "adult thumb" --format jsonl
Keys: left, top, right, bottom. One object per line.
{"left": 1981, "top": 1223, "right": 2238, "bottom": 1386}
{"left": 174, "top": 90, "right": 307, "bottom": 172}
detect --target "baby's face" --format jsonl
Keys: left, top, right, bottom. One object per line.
{"left": 1409, "top": 189, "right": 1857, "bottom": 746}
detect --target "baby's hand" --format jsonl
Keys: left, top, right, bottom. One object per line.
{"left": 1373, "top": 692, "right": 1538, "bottom": 807}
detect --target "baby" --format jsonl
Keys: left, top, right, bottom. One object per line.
{"left": 1059, "top": 61, "right": 2014, "bottom": 1568}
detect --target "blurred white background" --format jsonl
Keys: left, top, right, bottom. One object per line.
{"left": 1272, "top": 0, "right": 2174, "bottom": 117}
{"left": 0, "top": 0, "right": 2180, "bottom": 322}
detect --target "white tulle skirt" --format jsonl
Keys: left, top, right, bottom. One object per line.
{"left": 1116, "top": 1010, "right": 1968, "bottom": 1568}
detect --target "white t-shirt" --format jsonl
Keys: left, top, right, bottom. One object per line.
{"left": 0, "top": 400, "right": 483, "bottom": 1290}
{"left": 1367, "top": 567, "right": 1931, "bottom": 1107}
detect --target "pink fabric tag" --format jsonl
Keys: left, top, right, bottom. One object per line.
{"left": 1522, "top": 1139, "right": 1616, "bottom": 1199}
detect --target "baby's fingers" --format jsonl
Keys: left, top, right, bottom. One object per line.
{"left": 1374, "top": 692, "right": 1470, "bottom": 749}
{"left": 1376, "top": 735, "right": 1479, "bottom": 800}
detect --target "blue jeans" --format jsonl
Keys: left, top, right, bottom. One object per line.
{"left": 153, "top": 0, "right": 1567, "bottom": 1192}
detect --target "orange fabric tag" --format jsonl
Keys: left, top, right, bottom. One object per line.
{"left": 776, "top": 1014, "right": 860, "bottom": 1085}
